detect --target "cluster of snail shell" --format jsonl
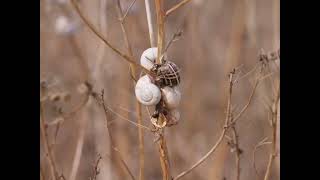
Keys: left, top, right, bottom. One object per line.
{"left": 135, "top": 47, "right": 181, "bottom": 127}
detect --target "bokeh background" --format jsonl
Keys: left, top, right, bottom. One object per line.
{"left": 40, "top": 0, "right": 280, "bottom": 180}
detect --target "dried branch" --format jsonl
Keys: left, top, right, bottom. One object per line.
{"left": 173, "top": 70, "right": 236, "bottom": 180}
{"left": 165, "top": 0, "right": 192, "bottom": 17}
{"left": 69, "top": 110, "right": 87, "bottom": 180}
{"left": 119, "top": 0, "right": 137, "bottom": 23}
{"left": 89, "top": 154, "right": 102, "bottom": 180}
{"left": 263, "top": 85, "right": 280, "bottom": 180}
{"left": 163, "top": 28, "right": 183, "bottom": 55}
{"left": 155, "top": 0, "right": 165, "bottom": 64}
{"left": 114, "top": 2, "right": 145, "bottom": 178}
{"left": 70, "top": 0, "right": 150, "bottom": 73}
{"left": 227, "top": 63, "right": 264, "bottom": 127}
{"left": 40, "top": 102, "right": 58, "bottom": 180}
{"left": 154, "top": 1, "right": 172, "bottom": 180}
{"left": 252, "top": 137, "right": 272, "bottom": 178}
{"left": 230, "top": 125, "right": 241, "bottom": 180}
{"left": 97, "top": 90, "right": 136, "bottom": 180}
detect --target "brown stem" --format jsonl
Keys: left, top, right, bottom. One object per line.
{"left": 263, "top": 85, "right": 280, "bottom": 180}
{"left": 40, "top": 102, "right": 58, "bottom": 180}
{"left": 165, "top": 0, "right": 192, "bottom": 17}
{"left": 99, "top": 91, "right": 136, "bottom": 180}
{"left": 157, "top": 132, "right": 171, "bottom": 180}
{"left": 231, "top": 126, "right": 240, "bottom": 180}
{"left": 155, "top": 0, "right": 165, "bottom": 64}
{"left": 173, "top": 71, "right": 235, "bottom": 180}
{"left": 70, "top": 0, "right": 150, "bottom": 73}
{"left": 115, "top": 1, "right": 145, "bottom": 179}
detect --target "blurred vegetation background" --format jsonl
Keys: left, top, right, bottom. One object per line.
{"left": 40, "top": 0, "right": 280, "bottom": 180}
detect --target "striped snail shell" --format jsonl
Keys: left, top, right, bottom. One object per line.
{"left": 135, "top": 75, "right": 161, "bottom": 106}
{"left": 154, "top": 61, "right": 181, "bottom": 88}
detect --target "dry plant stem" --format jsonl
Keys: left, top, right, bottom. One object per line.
{"left": 40, "top": 102, "right": 58, "bottom": 180}
{"left": 228, "top": 68, "right": 262, "bottom": 127}
{"left": 115, "top": 1, "right": 145, "bottom": 179}
{"left": 263, "top": 86, "right": 280, "bottom": 180}
{"left": 144, "top": 0, "right": 156, "bottom": 46}
{"left": 154, "top": 1, "right": 172, "bottom": 180}
{"left": 155, "top": 0, "right": 165, "bottom": 64}
{"left": 173, "top": 71, "right": 235, "bottom": 180}
{"left": 40, "top": 165, "right": 45, "bottom": 180}
{"left": 165, "top": 0, "right": 192, "bottom": 17}
{"left": 70, "top": 0, "right": 150, "bottom": 73}
{"left": 100, "top": 92, "right": 136, "bottom": 180}
{"left": 69, "top": 111, "right": 87, "bottom": 180}
{"left": 120, "top": 0, "right": 137, "bottom": 22}
{"left": 46, "top": 93, "right": 90, "bottom": 127}
{"left": 89, "top": 154, "right": 102, "bottom": 180}
{"left": 231, "top": 126, "right": 240, "bottom": 180}
{"left": 252, "top": 137, "right": 272, "bottom": 178}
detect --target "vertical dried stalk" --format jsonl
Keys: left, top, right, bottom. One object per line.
{"left": 155, "top": 0, "right": 165, "bottom": 64}
{"left": 154, "top": 1, "right": 172, "bottom": 180}
{"left": 145, "top": 0, "right": 156, "bottom": 47}
{"left": 115, "top": 1, "right": 145, "bottom": 180}
{"left": 231, "top": 126, "right": 240, "bottom": 180}
{"left": 99, "top": 91, "right": 136, "bottom": 180}
{"left": 40, "top": 102, "right": 58, "bottom": 180}
{"left": 173, "top": 70, "right": 235, "bottom": 180}
{"left": 68, "top": 112, "right": 87, "bottom": 180}
{"left": 263, "top": 86, "right": 280, "bottom": 180}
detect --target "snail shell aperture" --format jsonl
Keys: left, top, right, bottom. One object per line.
{"left": 135, "top": 75, "right": 161, "bottom": 106}
{"left": 161, "top": 86, "right": 181, "bottom": 109}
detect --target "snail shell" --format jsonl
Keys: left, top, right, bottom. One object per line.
{"left": 135, "top": 75, "right": 161, "bottom": 106}
{"left": 168, "top": 109, "right": 180, "bottom": 124}
{"left": 161, "top": 86, "right": 181, "bottom": 109}
{"left": 140, "top": 47, "right": 158, "bottom": 70}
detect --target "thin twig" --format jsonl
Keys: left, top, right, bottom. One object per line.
{"left": 230, "top": 125, "right": 241, "bottom": 180}
{"left": 165, "top": 0, "right": 192, "bottom": 17}
{"left": 89, "top": 154, "right": 102, "bottom": 180}
{"left": 115, "top": 2, "right": 145, "bottom": 178}
{"left": 263, "top": 85, "right": 280, "bottom": 180}
{"left": 227, "top": 65, "right": 264, "bottom": 127}
{"left": 98, "top": 90, "right": 136, "bottom": 180}
{"left": 100, "top": 102, "right": 151, "bottom": 132}
{"left": 70, "top": 0, "right": 150, "bottom": 73}
{"left": 173, "top": 70, "right": 235, "bottom": 180}
{"left": 68, "top": 110, "right": 87, "bottom": 180}
{"left": 120, "top": 0, "right": 137, "bottom": 23}
{"left": 40, "top": 102, "right": 58, "bottom": 180}
{"left": 252, "top": 137, "right": 272, "bottom": 178}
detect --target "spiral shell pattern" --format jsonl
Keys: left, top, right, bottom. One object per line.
{"left": 135, "top": 75, "right": 161, "bottom": 106}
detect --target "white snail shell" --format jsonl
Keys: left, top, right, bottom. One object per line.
{"left": 140, "top": 47, "right": 158, "bottom": 70}
{"left": 169, "top": 109, "right": 180, "bottom": 123}
{"left": 140, "top": 47, "right": 168, "bottom": 70}
{"left": 135, "top": 75, "right": 161, "bottom": 106}
{"left": 161, "top": 86, "right": 181, "bottom": 109}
